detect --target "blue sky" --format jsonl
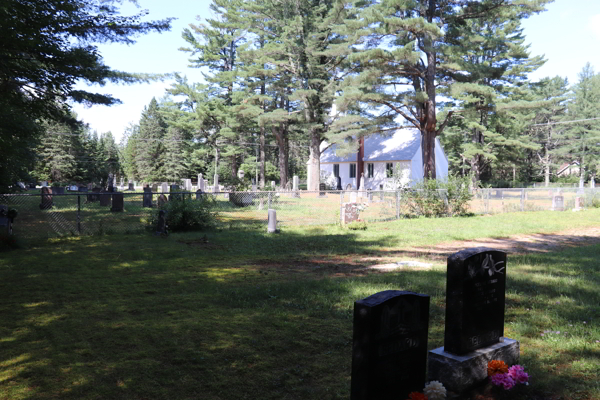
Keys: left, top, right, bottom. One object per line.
{"left": 71, "top": 0, "right": 600, "bottom": 142}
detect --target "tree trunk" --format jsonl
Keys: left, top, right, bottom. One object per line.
{"left": 273, "top": 125, "right": 288, "bottom": 188}
{"left": 308, "top": 132, "right": 321, "bottom": 191}
{"left": 259, "top": 125, "right": 265, "bottom": 189}
{"left": 422, "top": 0, "right": 437, "bottom": 180}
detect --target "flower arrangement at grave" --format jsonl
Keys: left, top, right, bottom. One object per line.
{"left": 487, "top": 360, "right": 529, "bottom": 390}
{"left": 404, "top": 381, "right": 447, "bottom": 400}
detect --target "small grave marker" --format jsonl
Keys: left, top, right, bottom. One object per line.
{"left": 341, "top": 203, "right": 360, "bottom": 225}
{"left": 552, "top": 195, "right": 564, "bottom": 211}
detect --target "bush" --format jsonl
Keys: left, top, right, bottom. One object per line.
{"left": 148, "top": 195, "right": 218, "bottom": 232}
{"left": 346, "top": 220, "right": 367, "bottom": 230}
{"left": 404, "top": 174, "right": 473, "bottom": 218}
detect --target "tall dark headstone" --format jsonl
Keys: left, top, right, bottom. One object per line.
{"left": 351, "top": 290, "right": 430, "bottom": 400}
{"left": 336, "top": 176, "right": 342, "bottom": 190}
{"left": 99, "top": 191, "right": 111, "bottom": 206}
{"left": 196, "top": 189, "right": 204, "bottom": 200}
{"left": 143, "top": 187, "right": 153, "bottom": 208}
{"left": 39, "top": 187, "right": 53, "bottom": 209}
{"left": 128, "top": 182, "right": 134, "bottom": 191}
{"left": 444, "top": 248, "right": 507, "bottom": 355}
{"left": 111, "top": 192, "right": 124, "bottom": 212}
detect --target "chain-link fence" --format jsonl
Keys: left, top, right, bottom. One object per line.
{"left": 1, "top": 187, "right": 599, "bottom": 239}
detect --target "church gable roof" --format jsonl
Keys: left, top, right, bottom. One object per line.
{"left": 320, "top": 129, "right": 421, "bottom": 163}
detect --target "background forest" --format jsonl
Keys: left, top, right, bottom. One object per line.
{"left": 3, "top": 0, "right": 600, "bottom": 191}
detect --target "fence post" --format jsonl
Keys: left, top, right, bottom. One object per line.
{"left": 77, "top": 195, "right": 81, "bottom": 234}
{"left": 268, "top": 192, "right": 272, "bottom": 209}
{"left": 520, "top": 189, "right": 524, "bottom": 212}
{"left": 396, "top": 190, "right": 400, "bottom": 219}
{"left": 340, "top": 191, "right": 343, "bottom": 205}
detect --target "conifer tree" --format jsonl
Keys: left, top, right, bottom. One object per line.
{"left": 344, "top": 0, "right": 550, "bottom": 180}
{"left": 136, "top": 98, "right": 167, "bottom": 183}
{"left": 553, "top": 64, "right": 600, "bottom": 186}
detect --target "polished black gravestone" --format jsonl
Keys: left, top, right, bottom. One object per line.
{"left": 351, "top": 290, "right": 430, "bottom": 400}
{"left": 99, "top": 191, "right": 111, "bottom": 207}
{"left": 444, "top": 247, "right": 506, "bottom": 355}
{"left": 428, "top": 247, "right": 518, "bottom": 393}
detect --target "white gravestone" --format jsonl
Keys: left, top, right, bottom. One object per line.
{"left": 267, "top": 209, "right": 278, "bottom": 233}
{"left": 213, "top": 174, "right": 219, "bottom": 193}
{"left": 293, "top": 176, "right": 299, "bottom": 191}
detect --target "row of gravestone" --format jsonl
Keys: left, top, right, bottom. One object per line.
{"left": 351, "top": 247, "right": 518, "bottom": 399}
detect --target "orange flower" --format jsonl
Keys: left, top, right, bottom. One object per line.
{"left": 487, "top": 360, "right": 509, "bottom": 377}
{"left": 407, "top": 392, "right": 428, "bottom": 400}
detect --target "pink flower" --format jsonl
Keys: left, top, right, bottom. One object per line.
{"left": 508, "top": 365, "right": 529, "bottom": 384}
{"left": 490, "top": 373, "right": 515, "bottom": 390}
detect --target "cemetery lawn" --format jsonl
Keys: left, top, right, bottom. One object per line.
{"left": 1, "top": 210, "right": 599, "bottom": 400}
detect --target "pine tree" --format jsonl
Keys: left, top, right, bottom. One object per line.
{"left": 135, "top": 98, "right": 167, "bottom": 183}
{"left": 553, "top": 64, "right": 600, "bottom": 186}
{"left": 344, "top": 0, "right": 549, "bottom": 180}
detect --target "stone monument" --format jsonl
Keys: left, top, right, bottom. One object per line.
{"left": 341, "top": 203, "right": 360, "bottom": 225}
{"left": 111, "top": 192, "right": 124, "bottom": 212}
{"left": 552, "top": 194, "right": 564, "bottom": 211}
{"left": 427, "top": 248, "right": 519, "bottom": 393}
{"left": 143, "top": 186, "right": 153, "bottom": 208}
{"left": 99, "top": 191, "right": 111, "bottom": 206}
{"left": 267, "top": 209, "right": 278, "bottom": 233}
{"left": 351, "top": 291, "right": 430, "bottom": 400}
{"left": 39, "top": 186, "right": 53, "bottom": 209}
{"left": 157, "top": 194, "right": 168, "bottom": 208}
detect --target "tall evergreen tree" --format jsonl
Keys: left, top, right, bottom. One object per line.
{"left": 553, "top": 64, "right": 600, "bottom": 186}
{"left": 0, "top": 0, "right": 172, "bottom": 189}
{"left": 344, "top": 0, "right": 549, "bottom": 180}
{"left": 136, "top": 98, "right": 168, "bottom": 183}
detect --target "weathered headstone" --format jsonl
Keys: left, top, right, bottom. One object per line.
{"left": 183, "top": 178, "right": 192, "bottom": 191}
{"left": 341, "top": 203, "right": 360, "bottom": 225}
{"left": 111, "top": 192, "right": 124, "bottom": 212}
{"left": 152, "top": 183, "right": 158, "bottom": 192}
{"left": 319, "top": 183, "right": 327, "bottom": 197}
{"left": 197, "top": 175, "right": 205, "bottom": 192}
{"left": 293, "top": 175, "right": 299, "bottom": 191}
{"left": 346, "top": 183, "right": 353, "bottom": 190}
{"left": 336, "top": 176, "right": 342, "bottom": 190}
{"left": 271, "top": 181, "right": 276, "bottom": 189}
{"left": 267, "top": 209, "right": 277, "bottom": 233}
{"left": 574, "top": 196, "right": 584, "bottom": 211}
{"left": 128, "top": 181, "right": 134, "bottom": 191}
{"left": 99, "top": 190, "right": 111, "bottom": 206}
{"left": 161, "top": 182, "right": 168, "bottom": 193}
{"left": 196, "top": 189, "right": 204, "bottom": 200}
{"left": 351, "top": 290, "right": 430, "bottom": 400}
{"left": 552, "top": 195, "right": 564, "bottom": 211}
{"left": 143, "top": 186, "right": 153, "bottom": 208}
{"left": 155, "top": 210, "right": 167, "bottom": 236}
{"left": 428, "top": 247, "right": 519, "bottom": 393}
{"left": 213, "top": 174, "right": 219, "bottom": 193}
{"left": 157, "top": 194, "right": 168, "bottom": 208}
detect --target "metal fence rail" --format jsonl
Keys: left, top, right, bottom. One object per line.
{"left": 1, "top": 187, "right": 598, "bottom": 239}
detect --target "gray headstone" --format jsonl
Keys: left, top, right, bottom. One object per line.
{"left": 157, "top": 194, "right": 168, "bottom": 208}
{"left": 444, "top": 248, "right": 507, "bottom": 355}
{"left": 197, "top": 174, "right": 205, "bottom": 192}
{"left": 183, "top": 178, "right": 192, "bottom": 191}
{"left": 293, "top": 175, "right": 299, "bottom": 191}
{"left": 341, "top": 203, "right": 359, "bottom": 225}
{"left": 151, "top": 183, "right": 158, "bottom": 192}
{"left": 143, "top": 187, "right": 153, "bottom": 208}
{"left": 161, "top": 182, "right": 168, "bottom": 193}
{"left": 213, "top": 174, "right": 219, "bottom": 193}
{"left": 351, "top": 290, "right": 430, "bottom": 400}
{"left": 552, "top": 195, "right": 564, "bottom": 211}
{"left": 271, "top": 181, "right": 276, "bottom": 189}
{"left": 267, "top": 209, "right": 277, "bottom": 233}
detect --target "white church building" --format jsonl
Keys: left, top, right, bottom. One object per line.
{"left": 313, "top": 129, "right": 449, "bottom": 190}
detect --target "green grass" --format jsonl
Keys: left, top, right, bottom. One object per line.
{"left": 0, "top": 211, "right": 599, "bottom": 399}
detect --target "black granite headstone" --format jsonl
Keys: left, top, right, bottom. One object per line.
{"left": 351, "top": 290, "right": 430, "bottom": 400}
{"left": 196, "top": 189, "right": 204, "bottom": 200}
{"left": 99, "top": 191, "right": 111, "bottom": 206}
{"left": 336, "top": 176, "right": 342, "bottom": 190}
{"left": 111, "top": 192, "right": 124, "bottom": 212}
{"left": 444, "top": 248, "right": 507, "bottom": 355}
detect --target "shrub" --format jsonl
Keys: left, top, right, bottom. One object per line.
{"left": 347, "top": 220, "right": 367, "bottom": 230}
{"left": 404, "top": 174, "right": 473, "bottom": 218}
{"left": 148, "top": 195, "right": 218, "bottom": 232}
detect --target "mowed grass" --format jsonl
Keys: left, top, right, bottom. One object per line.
{"left": 0, "top": 211, "right": 599, "bottom": 400}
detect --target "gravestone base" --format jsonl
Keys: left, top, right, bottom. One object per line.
{"left": 427, "top": 338, "right": 519, "bottom": 394}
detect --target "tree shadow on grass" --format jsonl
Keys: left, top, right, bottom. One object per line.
{"left": 0, "top": 231, "right": 598, "bottom": 400}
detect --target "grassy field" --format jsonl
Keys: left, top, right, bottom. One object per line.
{"left": 0, "top": 211, "right": 599, "bottom": 399}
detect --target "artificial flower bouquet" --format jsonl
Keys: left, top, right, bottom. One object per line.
{"left": 487, "top": 360, "right": 529, "bottom": 390}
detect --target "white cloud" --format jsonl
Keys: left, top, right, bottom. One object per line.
{"left": 588, "top": 14, "right": 600, "bottom": 40}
